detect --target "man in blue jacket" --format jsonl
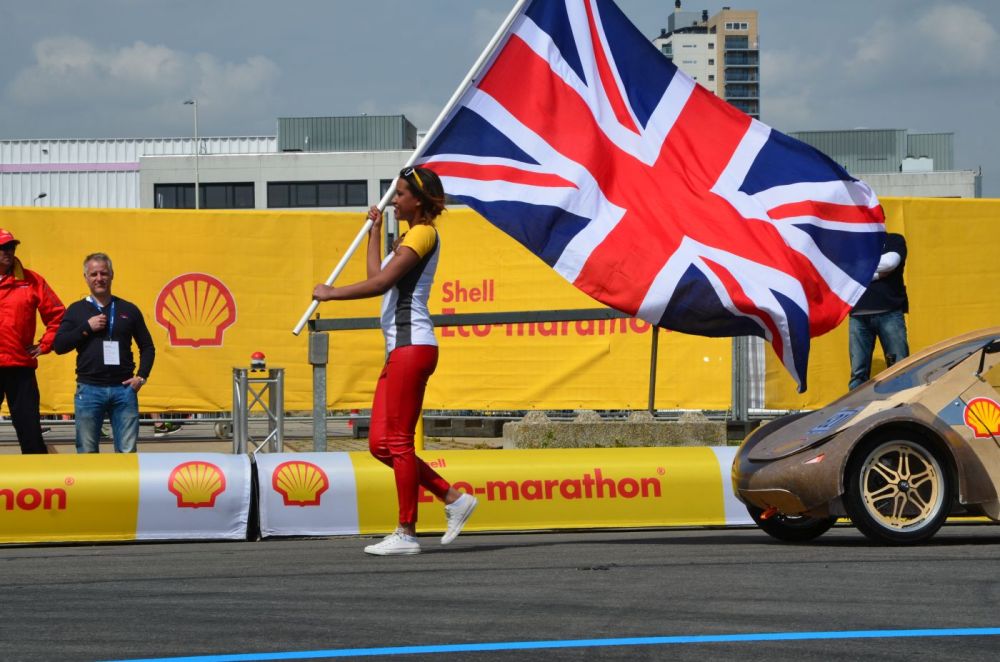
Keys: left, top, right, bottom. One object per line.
{"left": 54, "top": 252, "right": 155, "bottom": 453}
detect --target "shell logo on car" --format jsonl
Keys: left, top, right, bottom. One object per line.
{"left": 964, "top": 397, "right": 1000, "bottom": 438}
{"left": 271, "top": 461, "right": 330, "bottom": 507}
{"left": 154, "top": 273, "right": 237, "bottom": 348}
{"left": 168, "top": 461, "right": 227, "bottom": 508}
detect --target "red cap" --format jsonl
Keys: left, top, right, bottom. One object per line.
{"left": 251, "top": 351, "right": 265, "bottom": 360}
{"left": 0, "top": 228, "right": 20, "bottom": 247}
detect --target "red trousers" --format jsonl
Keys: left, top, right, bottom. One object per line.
{"left": 369, "top": 344, "right": 450, "bottom": 525}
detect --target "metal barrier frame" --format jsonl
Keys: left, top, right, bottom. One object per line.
{"left": 307, "top": 309, "right": 753, "bottom": 451}
{"left": 232, "top": 367, "right": 285, "bottom": 454}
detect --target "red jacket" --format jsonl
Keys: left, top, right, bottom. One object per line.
{"left": 0, "top": 258, "right": 65, "bottom": 368}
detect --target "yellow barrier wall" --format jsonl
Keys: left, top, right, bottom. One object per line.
{"left": 6, "top": 197, "right": 991, "bottom": 413}
{"left": 0, "top": 453, "right": 252, "bottom": 543}
{"left": 5, "top": 206, "right": 730, "bottom": 413}
{"left": 765, "top": 197, "right": 1000, "bottom": 408}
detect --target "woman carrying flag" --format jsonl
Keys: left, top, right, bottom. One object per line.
{"left": 313, "top": 166, "right": 477, "bottom": 555}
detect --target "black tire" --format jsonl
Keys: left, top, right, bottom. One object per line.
{"left": 844, "top": 432, "right": 952, "bottom": 545}
{"left": 747, "top": 505, "right": 837, "bottom": 542}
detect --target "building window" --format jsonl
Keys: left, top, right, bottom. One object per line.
{"left": 707, "top": 42, "right": 714, "bottom": 49}
{"left": 708, "top": 58, "right": 715, "bottom": 65}
{"left": 380, "top": 179, "right": 395, "bottom": 199}
{"left": 154, "top": 183, "right": 254, "bottom": 209}
{"left": 724, "top": 21, "right": 749, "bottom": 31}
{"left": 267, "top": 180, "right": 368, "bottom": 208}
{"left": 708, "top": 74, "right": 715, "bottom": 81}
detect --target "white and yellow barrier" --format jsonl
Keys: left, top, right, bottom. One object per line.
{"left": 0, "top": 454, "right": 251, "bottom": 544}
{"left": 1, "top": 448, "right": 747, "bottom": 544}
{"left": 258, "top": 447, "right": 750, "bottom": 538}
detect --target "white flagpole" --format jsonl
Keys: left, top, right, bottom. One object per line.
{"left": 292, "top": 0, "right": 531, "bottom": 335}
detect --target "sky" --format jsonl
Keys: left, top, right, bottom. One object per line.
{"left": 2, "top": 0, "right": 999, "bottom": 195}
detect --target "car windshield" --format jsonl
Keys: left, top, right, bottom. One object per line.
{"left": 873, "top": 336, "right": 997, "bottom": 395}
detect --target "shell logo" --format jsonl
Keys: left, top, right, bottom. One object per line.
{"left": 964, "top": 397, "right": 1000, "bottom": 439}
{"left": 272, "top": 461, "right": 330, "bottom": 507}
{"left": 168, "top": 461, "right": 227, "bottom": 508}
{"left": 155, "top": 273, "right": 236, "bottom": 348}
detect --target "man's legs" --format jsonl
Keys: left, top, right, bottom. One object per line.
{"left": 1, "top": 367, "right": 48, "bottom": 454}
{"left": 876, "top": 310, "right": 909, "bottom": 367}
{"left": 109, "top": 385, "right": 140, "bottom": 453}
{"left": 848, "top": 315, "right": 877, "bottom": 390}
{"left": 74, "top": 383, "right": 107, "bottom": 453}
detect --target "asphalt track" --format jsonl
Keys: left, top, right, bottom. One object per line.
{"left": 3, "top": 524, "right": 1000, "bottom": 661}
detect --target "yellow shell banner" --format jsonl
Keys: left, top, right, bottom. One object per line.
{"left": 7, "top": 196, "right": 996, "bottom": 414}
{"left": 351, "top": 447, "right": 736, "bottom": 534}
{"left": 0, "top": 455, "right": 139, "bottom": 543}
{"left": 5, "top": 206, "right": 730, "bottom": 413}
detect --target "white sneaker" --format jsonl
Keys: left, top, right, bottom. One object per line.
{"left": 364, "top": 530, "right": 421, "bottom": 556}
{"left": 441, "top": 493, "right": 478, "bottom": 545}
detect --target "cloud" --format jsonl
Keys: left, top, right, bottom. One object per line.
{"left": 760, "top": 2, "right": 1000, "bottom": 134}
{"left": 917, "top": 4, "right": 999, "bottom": 69}
{"left": 5, "top": 36, "right": 279, "bottom": 132}
{"left": 759, "top": 50, "right": 827, "bottom": 130}
{"left": 848, "top": 3, "right": 1000, "bottom": 84}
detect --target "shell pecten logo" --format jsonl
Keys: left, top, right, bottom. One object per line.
{"left": 964, "top": 397, "right": 1000, "bottom": 438}
{"left": 168, "top": 461, "right": 227, "bottom": 508}
{"left": 155, "top": 273, "right": 236, "bottom": 348}
{"left": 272, "top": 461, "right": 330, "bottom": 507}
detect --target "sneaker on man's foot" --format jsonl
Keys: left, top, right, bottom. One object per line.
{"left": 364, "top": 530, "right": 421, "bottom": 556}
{"left": 441, "top": 493, "right": 478, "bottom": 545}
{"left": 153, "top": 422, "right": 182, "bottom": 438}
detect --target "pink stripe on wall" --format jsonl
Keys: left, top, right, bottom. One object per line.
{"left": 0, "top": 162, "right": 140, "bottom": 173}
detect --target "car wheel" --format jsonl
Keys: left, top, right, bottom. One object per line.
{"left": 844, "top": 433, "right": 952, "bottom": 545}
{"left": 747, "top": 506, "right": 836, "bottom": 542}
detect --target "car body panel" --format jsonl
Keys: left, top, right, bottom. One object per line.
{"left": 733, "top": 327, "right": 1000, "bottom": 525}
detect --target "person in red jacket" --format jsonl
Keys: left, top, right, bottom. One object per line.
{"left": 0, "top": 229, "right": 65, "bottom": 454}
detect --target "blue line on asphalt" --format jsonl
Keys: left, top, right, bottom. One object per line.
{"left": 105, "top": 627, "right": 1000, "bottom": 661}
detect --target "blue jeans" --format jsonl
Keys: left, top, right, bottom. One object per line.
{"left": 849, "top": 311, "right": 909, "bottom": 390}
{"left": 75, "top": 383, "right": 140, "bottom": 453}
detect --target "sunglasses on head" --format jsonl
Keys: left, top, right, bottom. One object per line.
{"left": 401, "top": 167, "right": 424, "bottom": 190}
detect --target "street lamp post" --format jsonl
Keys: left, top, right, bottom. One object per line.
{"left": 183, "top": 99, "right": 200, "bottom": 209}
{"left": 33, "top": 192, "right": 47, "bottom": 206}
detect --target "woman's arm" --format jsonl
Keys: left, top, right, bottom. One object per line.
{"left": 313, "top": 247, "right": 420, "bottom": 301}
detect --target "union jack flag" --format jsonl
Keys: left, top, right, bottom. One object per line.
{"left": 416, "top": 0, "right": 885, "bottom": 391}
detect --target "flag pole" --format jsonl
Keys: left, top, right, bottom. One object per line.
{"left": 292, "top": 0, "right": 531, "bottom": 335}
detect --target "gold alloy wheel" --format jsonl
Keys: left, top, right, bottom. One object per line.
{"left": 858, "top": 440, "right": 945, "bottom": 531}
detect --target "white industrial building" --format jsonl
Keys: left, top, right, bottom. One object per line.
{"left": 1, "top": 137, "right": 275, "bottom": 208}
{"left": 1, "top": 116, "right": 419, "bottom": 211}
{"left": 1, "top": 115, "right": 982, "bottom": 211}
{"left": 140, "top": 149, "right": 411, "bottom": 211}
{"left": 789, "top": 129, "right": 981, "bottom": 199}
